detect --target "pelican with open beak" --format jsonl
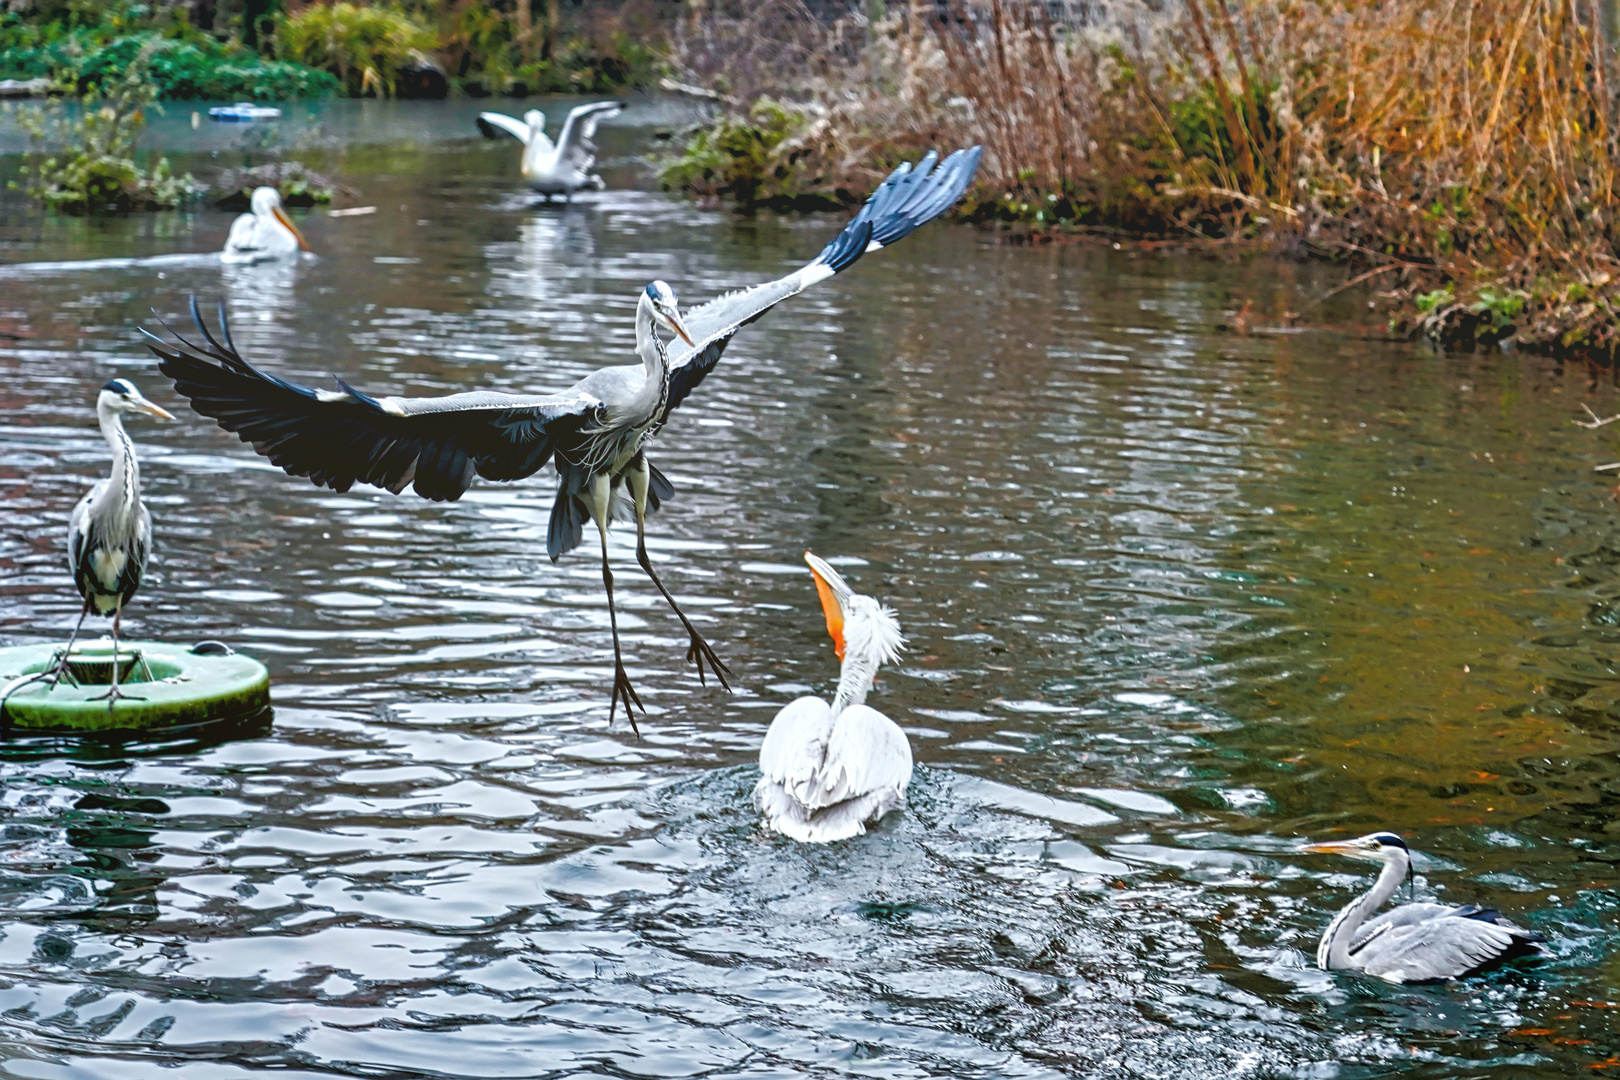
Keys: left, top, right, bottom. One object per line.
{"left": 754, "top": 552, "right": 912, "bottom": 843}
{"left": 222, "top": 187, "right": 313, "bottom": 264}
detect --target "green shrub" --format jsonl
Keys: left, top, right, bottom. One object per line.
{"left": 659, "top": 100, "right": 844, "bottom": 211}
{"left": 0, "top": 5, "right": 337, "bottom": 101}
{"left": 275, "top": 3, "right": 434, "bottom": 98}
{"left": 13, "top": 50, "right": 202, "bottom": 214}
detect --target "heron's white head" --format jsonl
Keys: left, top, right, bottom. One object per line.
{"left": 98, "top": 379, "right": 174, "bottom": 421}
{"left": 1300, "top": 831, "right": 1409, "bottom": 865}
{"left": 805, "top": 551, "right": 905, "bottom": 668}
{"left": 251, "top": 186, "right": 312, "bottom": 253}
{"left": 524, "top": 109, "right": 546, "bottom": 134}
{"left": 642, "top": 280, "right": 694, "bottom": 346}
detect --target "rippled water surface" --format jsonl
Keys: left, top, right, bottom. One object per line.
{"left": 0, "top": 102, "right": 1617, "bottom": 1078}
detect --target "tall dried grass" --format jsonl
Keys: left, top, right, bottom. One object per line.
{"left": 668, "top": 0, "right": 1620, "bottom": 356}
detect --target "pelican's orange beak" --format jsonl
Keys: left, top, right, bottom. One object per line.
{"left": 272, "top": 203, "right": 313, "bottom": 253}
{"left": 806, "top": 551, "right": 846, "bottom": 661}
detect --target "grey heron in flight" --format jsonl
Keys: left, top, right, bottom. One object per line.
{"left": 1301, "top": 831, "right": 1544, "bottom": 982}
{"left": 54, "top": 380, "right": 175, "bottom": 706}
{"left": 755, "top": 552, "right": 911, "bottom": 843}
{"left": 144, "top": 147, "right": 983, "bottom": 728}
{"left": 477, "top": 101, "right": 623, "bottom": 200}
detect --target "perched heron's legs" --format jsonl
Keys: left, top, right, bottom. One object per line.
{"left": 628, "top": 458, "right": 731, "bottom": 691}
{"left": 90, "top": 602, "right": 143, "bottom": 708}
{"left": 589, "top": 474, "right": 642, "bottom": 734}
{"left": 46, "top": 596, "right": 92, "bottom": 690}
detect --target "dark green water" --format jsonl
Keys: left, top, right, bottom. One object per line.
{"left": 0, "top": 99, "right": 1615, "bottom": 1078}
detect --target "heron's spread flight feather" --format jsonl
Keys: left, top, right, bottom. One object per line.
{"left": 144, "top": 304, "right": 603, "bottom": 501}
{"left": 657, "top": 147, "right": 982, "bottom": 422}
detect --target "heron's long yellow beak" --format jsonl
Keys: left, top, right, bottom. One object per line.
{"left": 668, "top": 311, "right": 695, "bottom": 348}
{"left": 139, "top": 400, "right": 175, "bottom": 420}
{"left": 1299, "top": 841, "right": 1359, "bottom": 855}
{"left": 806, "top": 552, "right": 846, "bottom": 661}
{"left": 272, "top": 203, "right": 313, "bottom": 253}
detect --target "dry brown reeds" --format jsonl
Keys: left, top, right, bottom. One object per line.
{"left": 667, "top": 0, "right": 1620, "bottom": 357}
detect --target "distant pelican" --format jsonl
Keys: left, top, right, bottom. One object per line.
{"left": 1301, "top": 831, "right": 1545, "bottom": 982}
{"left": 222, "top": 187, "right": 312, "bottom": 264}
{"left": 477, "top": 101, "right": 623, "bottom": 200}
{"left": 55, "top": 380, "right": 174, "bottom": 707}
{"left": 755, "top": 553, "right": 912, "bottom": 843}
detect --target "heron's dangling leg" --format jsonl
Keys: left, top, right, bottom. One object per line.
{"left": 628, "top": 455, "right": 731, "bottom": 691}
{"left": 588, "top": 473, "right": 642, "bottom": 734}
{"left": 90, "top": 600, "right": 143, "bottom": 707}
{"left": 47, "top": 596, "right": 93, "bottom": 690}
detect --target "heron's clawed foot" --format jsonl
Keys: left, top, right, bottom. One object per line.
{"left": 44, "top": 651, "right": 78, "bottom": 691}
{"left": 609, "top": 662, "right": 644, "bottom": 737}
{"left": 684, "top": 630, "right": 732, "bottom": 692}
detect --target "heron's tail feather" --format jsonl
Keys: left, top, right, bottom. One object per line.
{"left": 547, "top": 487, "right": 586, "bottom": 561}
{"left": 646, "top": 462, "right": 675, "bottom": 513}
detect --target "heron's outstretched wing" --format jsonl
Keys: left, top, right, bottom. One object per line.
{"left": 1355, "top": 907, "right": 1543, "bottom": 982}
{"left": 552, "top": 101, "right": 622, "bottom": 174}
{"left": 657, "top": 146, "right": 983, "bottom": 420}
{"left": 476, "top": 112, "right": 532, "bottom": 144}
{"left": 144, "top": 301, "right": 605, "bottom": 502}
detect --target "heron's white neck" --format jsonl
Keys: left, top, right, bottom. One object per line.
{"left": 634, "top": 294, "right": 666, "bottom": 379}
{"left": 95, "top": 403, "right": 141, "bottom": 539}
{"left": 1317, "top": 850, "right": 1408, "bottom": 970}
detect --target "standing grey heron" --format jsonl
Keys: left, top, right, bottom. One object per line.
{"left": 144, "top": 147, "right": 983, "bottom": 728}
{"left": 1301, "top": 831, "right": 1545, "bottom": 982}
{"left": 477, "top": 101, "right": 623, "bottom": 200}
{"left": 755, "top": 552, "right": 911, "bottom": 843}
{"left": 54, "top": 379, "right": 174, "bottom": 706}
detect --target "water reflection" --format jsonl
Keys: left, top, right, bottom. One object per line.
{"left": 0, "top": 123, "right": 1616, "bottom": 1076}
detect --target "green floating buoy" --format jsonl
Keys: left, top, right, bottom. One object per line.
{"left": 0, "top": 640, "right": 270, "bottom": 733}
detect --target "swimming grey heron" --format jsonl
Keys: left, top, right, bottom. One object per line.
{"left": 755, "top": 552, "right": 911, "bottom": 843}
{"left": 144, "top": 147, "right": 983, "bottom": 728}
{"left": 1301, "top": 831, "right": 1545, "bottom": 982}
{"left": 54, "top": 379, "right": 175, "bottom": 706}
{"left": 222, "top": 187, "right": 312, "bottom": 264}
{"left": 477, "top": 101, "right": 623, "bottom": 199}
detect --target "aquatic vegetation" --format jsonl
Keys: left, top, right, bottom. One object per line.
{"left": 11, "top": 51, "right": 201, "bottom": 214}
{"left": 274, "top": 2, "right": 435, "bottom": 98}
{"left": 669, "top": 0, "right": 1620, "bottom": 362}
{"left": 0, "top": 3, "right": 337, "bottom": 100}
{"left": 658, "top": 99, "right": 846, "bottom": 211}
{"left": 213, "top": 161, "right": 354, "bottom": 210}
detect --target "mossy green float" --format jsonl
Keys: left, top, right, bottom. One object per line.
{"left": 0, "top": 641, "right": 269, "bottom": 733}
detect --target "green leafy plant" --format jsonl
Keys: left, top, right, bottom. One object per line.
{"left": 659, "top": 100, "right": 844, "bottom": 211}
{"left": 275, "top": 3, "right": 435, "bottom": 98}
{"left": 0, "top": 3, "right": 337, "bottom": 100}
{"left": 213, "top": 161, "right": 353, "bottom": 210}
{"left": 12, "top": 48, "right": 201, "bottom": 214}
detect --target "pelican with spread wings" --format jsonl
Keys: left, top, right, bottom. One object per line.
{"left": 144, "top": 147, "right": 982, "bottom": 726}
{"left": 477, "top": 101, "right": 623, "bottom": 199}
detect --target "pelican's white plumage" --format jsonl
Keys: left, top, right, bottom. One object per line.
{"left": 477, "top": 101, "right": 622, "bottom": 198}
{"left": 755, "top": 553, "right": 911, "bottom": 843}
{"left": 222, "top": 187, "right": 311, "bottom": 264}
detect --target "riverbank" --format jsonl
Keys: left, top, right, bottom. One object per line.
{"left": 662, "top": 0, "right": 1620, "bottom": 363}
{"left": 0, "top": 1, "right": 666, "bottom": 102}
